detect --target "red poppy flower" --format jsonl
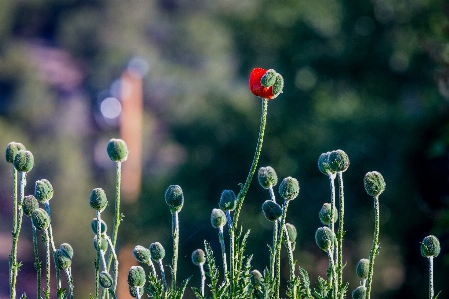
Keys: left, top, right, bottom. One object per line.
{"left": 249, "top": 68, "right": 274, "bottom": 99}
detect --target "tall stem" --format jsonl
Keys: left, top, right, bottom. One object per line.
{"left": 158, "top": 260, "right": 168, "bottom": 291}
{"left": 9, "top": 168, "right": 19, "bottom": 299}
{"left": 199, "top": 264, "right": 206, "bottom": 296}
{"left": 44, "top": 203, "right": 61, "bottom": 298}
{"left": 64, "top": 268, "right": 74, "bottom": 299}
{"left": 32, "top": 225, "right": 42, "bottom": 299}
{"left": 108, "top": 162, "right": 122, "bottom": 271}
{"left": 172, "top": 212, "right": 179, "bottom": 288}
{"left": 327, "top": 249, "right": 338, "bottom": 299}
{"left": 337, "top": 172, "right": 345, "bottom": 297}
{"left": 366, "top": 196, "right": 380, "bottom": 299}
{"left": 45, "top": 229, "right": 51, "bottom": 299}
{"left": 274, "top": 200, "right": 290, "bottom": 299}
{"left": 429, "top": 257, "right": 434, "bottom": 299}
{"left": 218, "top": 226, "right": 228, "bottom": 280}
{"left": 269, "top": 187, "right": 278, "bottom": 280}
{"left": 95, "top": 211, "right": 101, "bottom": 299}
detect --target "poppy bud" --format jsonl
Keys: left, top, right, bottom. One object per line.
{"left": 32, "top": 208, "right": 50, "bottom": 231}
{"left": 219, "top": 190, "right": 237, "bottom": 211}
{"left": 165, "top": 185, "right": 184, "bottom": 213}
{"left": 315, "top": 227, "right": 334, "bottom": 251}
{"left": 211, "top": 208, "right": 227, "bottom": 228}
{"left": 23, "top": 195, "right": 39, "bottom": 217}
{"left": 55, "top": 248, "right": 72, "bottom": 270}
{"left": 285, "top": 223, "right": 297, "bottom": 243}
{"left": 262, "top": 200, "right": 283, "bottom": 222}
{"left": 107, "top": 138, "right": 128, "bottom": 162}
{"left": 191, "top": 249, "right": 206, "bottom": 266}
{"left": 249, "top": 68, "right": 283, "bottom": 100}
{"left": 272, "top": 73, "right": 284, "bottom": 98}
{"left": 363, "top": 171, "right": 386, "bottom": 197}
{"left": 14, "top": 150, "right": 34, "bottom": 173}
{"left": 258, "top": 166, "right": 278, "bottom": 189}
{"left": 91, "top": 219, "right": 108, "bottom": 235}
{"left": 149, "top": 242, "right": 165, "bottom": 261}
{"left": 261, "top": 69, "right": 277, "bottom": 87}
{"left": 356, "top": 259, "right": 369, "bottom": 279}
{"left": 318, "top": 152, "right": 333, "bottom": 176}
{"left": 279, "top": 177, "right": 300, "bottom": 201}
{"left": 34, "top": 179, "right": 54, "bottom": 203}
{"left": 420, "top": 235, "right": 440, "bottom": 258}
{"left": 5, "top": 142, "right": 26, "bottom": 164}
{"left": 59, "top": 243, "right": 74, "bottom": 259}
{"left": 328, "top": 150, "right": 350, "bottom": 173}
{"left": 100, "top": 271, "right": 113, "bottom": 288}
{"left": 352, "top": 286, "right": 366, "bottom": 299}
{"left": 90, "top": 188, "right": 108, "bottom": 212}
{"left": 319, "top": 203, "right": 338, "bottom": 226}
{"left": 128, "top": 266, "right": 146, "bottom": 287}
{"left": 93, "top": 235, "right": 108, "bottom": 252}
{"left": 133, "top": 245, "right": 151, "bottom": 264}
{"left": 251, "top": 269, "right": 263, "bottom": 286}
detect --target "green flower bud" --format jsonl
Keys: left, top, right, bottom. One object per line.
{"left": 420, "top": 235, "right": 440, "bottom": 258}
{"left": 191, "top": 249, "right": 206, "bottom": 266}
{"left": 91, "top": 219, "right": 108, "bottom": 235}
{"left": 262, "top": 200, "right": 283, "bottom": 222}
{"left": 149, "top": 242, "right": 165, "bottom": 261}
{"left": 59, "top": 243, "right": 74, "bottom": 259}
{"left": 315, "top": 226, "right": 334, "bottom": 251}
{"left": 285, "top": 223, "right": 297, "bottom": 243}
{"left": 164, "top": 185, "right": 184, "bottom": 213}
{"left": 261, "top": 69, "right": 277, "bottom": 87}
{"left": 93, "top": 235, "right": 108, "bottom": 252}
{"left": 128, "top": 265, "right": 146, "bottom": 287}
{"left": 13, "top": 150, "right": 34, "bottom": 172}
{"left": 219, "top": 189, "right": 237, "bottom": 211}
{"left": 55, "top": 248, "right": 72, "bottom": 270}
{"left": 328, "top": 149, "right": 350, "bottom": 173}
{"left": 352, "top": 286, "right": 366, "bottom": 299}
{"left": 258, "top": 166, "right": 278, "bottom": 189}
{"left": 272, "top": 73, "right": 284, "bottom": 97}
{"left": 211, "top": 208, "right": 227, "bottom": 228}
{"left": 251, "top": 269, "right": 263, "bottom": 286}
{"left": 364, "top": 171, "right": 386, "bottom": 197}
{"left": 32, "top": 208, "right": 50, "bottom": 231}
{"left": 23, "top": 195, "right": 39, "bottom": 217}
{"left": 107, "top": 138, "right": 128, "bottom": 162}
{"left": 90, "top": 188, "right": 108, "bottom": 212}
{"left": 129, "top": 285, "right": 144, "bottom": 298}
{"left": 133, "top": 245, "right": 151, "bottom": 264}
{"left": 100, "top": 271, "right": 113, "bottom": 288}
{"left": 318, "top": 152, "right": 333, "bottom": 176}
{"left": 356, "top": 259, "right": 369, "bottom": 279}
{"left": 279, "top": 176, "right": 300, "bottom": 201}
{"left": 319, "top": 203, "right": 338, "bottom": 226}
{"left": 34, "top": 179, "right": 54, "bottom": 203}
{"left": 5, "top": 142, "right": 26, "bottom": 164}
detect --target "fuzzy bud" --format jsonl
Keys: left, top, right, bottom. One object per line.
{"left": 364, "top": 171, "right": 386, "bottom": 197}
{"left": 420, "top": 235, "right": 440, "bottom": 258}
{"left": 133, "top": 245, "right": 151, "bottom": 264}
{"left": 23, "top": 195, "right": 39, "bottom": 217}
{"left": 328, "top": 150, "right": 350, "bottom": 173}
{"left": 285, "top": 223, "right": 297, "bottom": 243}
{"left": 251, "top": 269, "right": 263, "bottom": 286}
{"left": 258, "top": 166, "right": 278, "bottom": 189}
{"left": 211, "top": 208, "right": 227, "bottom": 228}
{"left": 356, "top": 259, "right": 369, "bottom": 279}
{"left": 219, "top": 189, "right": 237, "bottom": 211}
{"left": 129, "top": 286, "right": 144, "bottom": 298}
{"left": 261, "top": 69, "right": 277, "bottom": 87}
{"left": 165, "top": 185, "right": 184, "bottom": 213}
{"left": 32, "top": 208, "right": 50, "bottom": 231}
{"left": 5, "top": 142, "right": 26, "bottom": 164}
{"left": 127, "top": 265, "right": 146, "bottom": 287}
{"left": 59, "top": 243, "right": 73, "bottom": 259}
{"left": 55, "top": 248, "right": 72, "bottom": 270}
{"left": 107, "top": 138, "right": 128, "bottom": 162}
{"left": 34, "top": 179, "right": 54, "bottom": 203}
{"left": 315, "top": 226, "right": 334, "bottom": 251}
{"left": 100, "top": 271, "right": 113, "bottom": 288}
{"left": 272, "top": 73, "right": 284, "bottom": 97}
{"left": 191, "top": 249, "right": 206, "bottom": 266}
{"left": 91, "top": 219, "right": 108, "bottom": 235}
{"left": 319, "top": 203, "right": 338, "bottom": 226}
{"left": 149, "top": 242, "right": 165, "bottom": 261}
{"left": 93, "top": 235, "right": 108, "bottom": 252}
{"left": 89, "top": 188, "right": 108, "bottom": 212}
{"left": 352, "top": 286, "right": 366, "bottom": 299}
{"left": 262, "top": 200, "right": 283, "bottom": 222}
{"left": 13, "top": 150, "right": 34, "bottom": 173}
{"left": 279, "top": 177, "right": 300, "bottom": 201}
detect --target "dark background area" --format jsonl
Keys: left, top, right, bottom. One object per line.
{"left": 0, "top": 0, "right": 448, "bottom": 298}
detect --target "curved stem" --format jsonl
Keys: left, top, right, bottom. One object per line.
{"left": 105, "top": 236, "right": 119, "bottom": 292}
{"left": 218, "top": 226, "right": 228, "bottom": 280}
{"left": 32, "top": 225, "right": 42, "bottom": 299}
{"left": 429, "top": 257, "right": 434, "bottom": 299}
{"left": 108, "top": 162, "right": 122, "bottom": 271}
{"left": 171, "top": 212, "right": 179, "bottom": 288}
{"left": 337, "top": 172, "right": 345, "bottom": 296}
{"left": 158, "top": 260, "right": 168, "bottom": 291}
{"left": 366, "top": 196, "right": 380, "bottom": 299}
{"left": 64, "top": 268, "right": 74, "bottom": 299}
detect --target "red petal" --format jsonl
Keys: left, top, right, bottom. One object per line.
{"left": 249, "top": 68, "right": 274, "bottom": 99}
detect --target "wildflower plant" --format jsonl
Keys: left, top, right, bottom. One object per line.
{"left": 3, "top": 68, "right": 443, "bottom": 299}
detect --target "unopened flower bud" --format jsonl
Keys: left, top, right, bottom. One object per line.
{"left": 107, "top": 138, "right": 128, "bottom": 162}
{"left": 34, "top": 179, "right": 53, "bottom": 203}
{"left": 133, "top": 245, "right": 151, "bottom": 264}
{"left": 262, "top": 200, "right": 283, "bottom": 222}
{"left": 129, "top": 285, "right": 144, "bottom": 298}
{"left": 165, "top": 185, "right": 184, "bottom": 213}
{"left": 55, "top": 248, "right": 72, "bottom": 270}
{"left": 261, "top": 69, "right": 277, "bottom": 87}
{"left": 23, "top": 195, "right": 39, "bottom": 217}
{"left": 5, "top": 142, "right": 26, "bottom": 164}
{"left": 328, "top": 150, "right": 350, "bottom": 173}
{"left": 32, "top": 208, "right": 50, "bottom": 231}
{"left": 420, "top": 235, "right": 440, "bottom": 258}
{"left": 59, "top": 243, "right": 74, "bottom": 259}
{"left": 93, "top": 235, "right": 108, "bottom": 252}
{"left": 356, "top": 259, "right": 369, "bottom": 279}
{"left": 318, "top": 152, "right": 333, "bottom": 176}
{"left": 149, "top": 242, "right": 165, "bottom": 261}
{"left": 251, "top": 269, "right": 263, "bottom": 286}
{"left": 211, "top": 208, "right": 227, "bottom": 228}
{"left": 258, "top": 166, "right": 278, "bottom": 189}
{"left": 279, "top": 177, "right": 300, "bottom": 201}
{"left": 100, "top": 271, "right": 113, "bottom": 288}
{"left": 191, "top": 249, "right": 206, "bottom": 266}
{"left": 128, "top": 265, "right": 146, "bottom": 287}
{"left": 315, "top": 227, "right": 334, "bottom": 251}
{"left": 272, "top": 73, "right": 284, "bottom": 97}
{"left": 352, "top": 286, "right": 366, "bottom": 299}
{"left": 319, "top": 203, "right": 338, "bottom": 226}
{"left": 14, "top": 150, "right": 34, "bottom": 172}
{"left": 219, "top": 189, "right": 237, "bottom": 211}
{"left": 285, "top": 223, "right": 297, "bottom": 243}
{"left": 91, "top": 219, "right": 108, "bottom": 235}
{"left": 90, "top": 188, "right": 108, "bottom": 212}
{"left": 364, "top": 171, "right": 386, "bottom": 197}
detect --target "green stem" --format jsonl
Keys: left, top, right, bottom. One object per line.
{"left": 429, "top": 257, "right": 434, "bottom": 299}
{"left": 269, "top": 187, "right": 278, "bottom": 280}
{"left": 44, "top": 203, "right": 62, "bottom": 298}
{"left": 366, "top": 196, "right": 380, "bottom": 299}
{"left": 274, "top": 200, "right": 290, "bottom": 299}
{"left": 95, "top": 211, "right": 101, "bottom": 299}
{"left": 64, "top": 268, "right": 74, "bottom": 299}
{"left": 218, "top": 226, "right": 228, "bottom": 280}
{"left": 337, "top": 172, "right": 345, "bottom": 297}
{"left": 108, "top": 162, "right": 122, "bottom": 271}
{"left": 283, "top": 225, "right": 295, "bottom": 281}
{"left": 158, "top": 260, "right": 168, "bottom": 291}
{"left": 32, "top": 225, "right": 42, "bottom": 299}
{"left": 327, "top": 248, "right": 338, "bottom": 299}
{"left": 228, "top": 211, "right": 235, "bottom": 295}
{"left": 199, "top": 264, "right": 206, "bottom": 296}
{"left": 105, "top": 237, "right": 119, "bottom": 292}
{"left": 9, "top": 168, "right": 19, "bottom": 299}
{"left": 45, "top": 229, "right": 50, "bottom": 299}
{"left": 172, "top": 211, "right": 179, "bottom": 288}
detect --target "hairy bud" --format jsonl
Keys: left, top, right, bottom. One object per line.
{"left": 107, "top": 138, "right": 128, "bottom": 162}
{"left": 219, "top": 190, "right": 237, "bottom": 211}
{"left": 262, "top": 200, "right": 283, "bottom": 222}
{"left": 5, "top": 142, "right": 26, "bottom": 164}
{"left": 165, "top": 185, "right": 184, "bottom": 213}
{"left": 279, "top": 177, "right": 300, "bottom": 201}
{"left": 420, "top": 235, "right": 440, "bottom": 258}
{"left": 364, "top": 171, "right": 386, "bottom": 197}
{"left": 191, "top": 249, "right": 206, "bottom": 266}
{"left": 315, "top": 226, "right": 334, "bottom": 251}
{"left": 258, "top": 166, "right": 278, "bottom": 189}
{"left": 14, "top": 150, "right": 34, "bottom": 172}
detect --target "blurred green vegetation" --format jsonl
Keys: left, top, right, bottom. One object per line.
{"left": 0, "top": 0, "right": 448, "bottom": 298}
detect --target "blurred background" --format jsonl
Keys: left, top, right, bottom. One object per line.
{"left": 0, "top": 0, "right": 448, "bottom": 298}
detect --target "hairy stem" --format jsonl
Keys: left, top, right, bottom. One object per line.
{"left": 64, "top": 268, "right": 74, "bottom": 299}
{"left": 44, "top": 203, "right": 61, "bottom": 298}
{"left": 366, "top": 196, "right": 380, "bottom": 299}
{"left": 218, "top": 226, "right": 228, "bottom": 280}
{"left": 269, "top": 186, "right": 278, "bottom": 280}
{"left": 108, "top": 162, "right": 122, "bottom": 272}
{"left": 337, "top": 172, "right": 345, "bottom": 297}
{"left": 158, "top": 260, "right": 168, "bottom": 291}
{"left": 9, "top": 169, "right": 20, "bottom": 299}
{"left": 44, "top": 229, "right": 50, "bottom": 299}
{"left": 171, "top": 211, "right": 179, "bottom": 288}
{"left": 95, "top": 211, "right": 101, "bottom": 299}
{"left": 429, "top": 257, "right": 434, "bottom": 299}
{"left": 274, "top": 200, "right": 290, "bottom": 299}
{"left": 199, "top": 264, "right": 206, "bottom": 296}
{"left": 327, "top": 248, "right": 338, "bottom": 299}
{"left": 32, "top": 225, "right": 42, "bottom": 299}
